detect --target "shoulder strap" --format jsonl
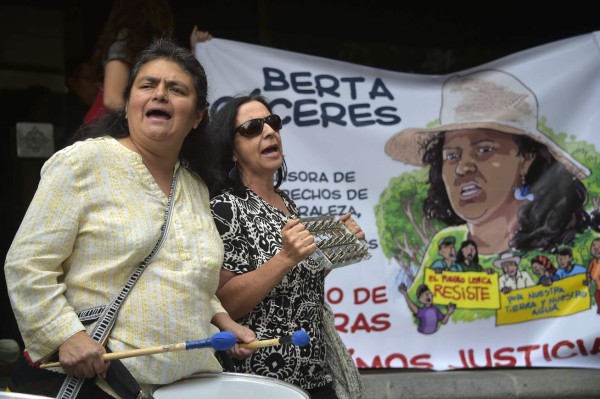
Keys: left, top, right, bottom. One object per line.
{"left": 56, "top": 167, "right": 181, "bottom": 399}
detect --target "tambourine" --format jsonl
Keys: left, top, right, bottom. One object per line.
{"left": 301, "top": 215, "right": 372, "bottom": 270}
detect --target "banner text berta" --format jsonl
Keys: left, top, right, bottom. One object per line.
{"left": 262, "top": 67, "right": 401, "bottom": 128}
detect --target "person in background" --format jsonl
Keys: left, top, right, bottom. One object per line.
{"left": 62, "top": 56, "right": 102, "bottom": 148}
{"left": 208, "top": 94, "right": 365, "bottom": 399}
{"left": 65, "top": 56, "right": 101, "bottom": 109}
{"left": 83, "top": 0, "right": 175, "bottom": 123}
{"left": 5, "top": 38, "right": 254, "bottom": 398}
{"left": 84, "top": 0, "right": 213, "bottom": 124}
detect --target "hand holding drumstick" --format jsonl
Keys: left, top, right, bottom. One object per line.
{"left": 41, "top": 330, "right": 311, "bottom": 369}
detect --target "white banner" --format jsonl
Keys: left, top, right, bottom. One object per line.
{"left": 197, "top": 31, "right": 600, "bottom": 370}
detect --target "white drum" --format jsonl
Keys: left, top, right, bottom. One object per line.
{"left": 152, "top": 372, "right": 310, "bottom": 399}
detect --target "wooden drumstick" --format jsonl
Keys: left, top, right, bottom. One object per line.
{"left": 39, "top": 331, "right": 236, "bottom": 369}
{"left": 240, "top": 330, "right": 310, "bottom": 349}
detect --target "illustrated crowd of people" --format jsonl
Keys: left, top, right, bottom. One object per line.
{"left": 426, "top": 235, "right": 596, "bottom": 292}
{"left": 398, "top": 234, "right": 600, "bottom": 335}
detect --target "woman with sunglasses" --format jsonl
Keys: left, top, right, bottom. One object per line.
{"left": 207, "top": 94, "right": 365, "bottom": 399}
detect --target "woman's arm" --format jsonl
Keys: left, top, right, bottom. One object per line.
{"left": 217, "top": 219, "right": 316, "bottom": 320}
{"left": 102, "top": 59, "right": 129, "bottom": 109}
{"left": 4, "top": 153, "right": 90, "bottom": 364}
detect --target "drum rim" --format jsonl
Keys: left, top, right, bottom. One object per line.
{"left": 152, "top": 371, "right": 310, "bottom": 398}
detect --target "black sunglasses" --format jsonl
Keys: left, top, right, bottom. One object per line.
{"left": 233, "top": 114, "right": 282, "bottom": 137}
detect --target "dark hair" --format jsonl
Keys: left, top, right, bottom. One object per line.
{"left": 206, "top": 94, "right": 287, "bottom": 197}
{"left": 556, "top": 247, "right": 573, "bottom": 257}
{"left": 416, "top": 284, "right": 430, "bottom": 298}
{"left": 71, "top": 38, "right": 213, "bottom": 180}
{"left": 530, "top": 255, "right": 557, "bottom": 276}
{"left": 422, "top": 131, "right": 592, "bottom": 252}
{"left": 90, "top": 0, "right": 175, "bottom": 80}
{"left": 456, "top": 239, "right": 479, "bottom": 265}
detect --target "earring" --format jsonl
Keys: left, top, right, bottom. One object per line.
{"left": 514, "top": 174, "right": 534, "bottom": 201}
{"left": 228, "top": 162, "right": 238, "bottom": 181}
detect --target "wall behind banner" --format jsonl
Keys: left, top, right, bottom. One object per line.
{"left": 170, "top": 1, "right": 600, "bottom": 75}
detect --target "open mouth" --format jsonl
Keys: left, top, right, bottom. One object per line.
{"left": 460, "top": 182, "right": 482, "bottom": 199}
{"left": 146, "top": 109, "right": 172, "bottom": 120}
{"left": 261, "top": 144, "right": 279, "bottom": 155}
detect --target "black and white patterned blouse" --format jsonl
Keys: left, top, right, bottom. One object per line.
{"left": 211, "top": 188, "right": 331, "bottom": 390}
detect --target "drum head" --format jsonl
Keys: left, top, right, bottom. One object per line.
{"left": 152, "top": 372, "right": 310, "bottom": 399}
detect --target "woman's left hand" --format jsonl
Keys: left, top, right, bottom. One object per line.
{"left": 212, "top": 312, "right": 256, "bottom": 359}
{"left": 227, "top": 323, "right": 257, "bottom": 360}
{"left": 340, "top": 212, "right": 365, "bottom": 240}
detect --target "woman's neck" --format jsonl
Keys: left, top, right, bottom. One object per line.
{"left": 245, "top": 177, "right": 277, "bottom": 201}
{"left": 119, "top": 136, "right": 178, "bottom": 196}
{"left": 244, "top": 175, "right": 289, "bottom": 214}
{"left": 467, "top": 200, "right": 521, "bottom": 255}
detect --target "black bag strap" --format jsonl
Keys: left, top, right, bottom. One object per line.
{"left": 103, "top": 348, "right": 143, "bottom": 399}
{"left": 56, "top": 167, "right": 181, "bottom": 399}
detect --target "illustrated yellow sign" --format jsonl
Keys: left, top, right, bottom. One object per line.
{"left": 496, "top": 275, "right": 590, "bottom": 325}
{"left": 425, "top": 269, "right": 500, "bottom": 309}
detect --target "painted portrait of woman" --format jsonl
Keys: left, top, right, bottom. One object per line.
{"left": 384, "top": 69, "right": 593, "bottom": 256}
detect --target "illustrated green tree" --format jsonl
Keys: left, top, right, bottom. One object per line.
{"left": 540, "top": 117, "right": 600, "bottom": 268}
{"left": 538, "top": 118, "right": 600, "bottom": 213}
{"left": 374, "top": 168, "right": 442, "bottom": 283}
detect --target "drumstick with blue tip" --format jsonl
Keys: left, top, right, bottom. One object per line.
{"left": 39, "top": 331, "right": 236, "bottom": 369}
{"left": 239, "top": 330, "right": 310, "bottom": 349}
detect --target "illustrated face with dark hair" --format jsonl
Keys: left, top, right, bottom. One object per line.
{"left": 126, "top": 59, "right": 203, "bottom": 147}
{"left": 591, "top": 240, "right": 600, "bottom": 258}
{"left": 531, "top": 261, "right": 545, "bottom": 277}
{"left": 418, "top": 289, "right": 433, "bottom": 306}
{"left": 501, "top": 261, "right": 519, "bottom": 277}
{"left": 441, "top": 129, "right": 534, "bottom": 223}
{"left": 438, "top": 243, "right": 456, "bottom": 261}
{"left": 557, "top": 254, "right": 572, "bottom": 269}
{"left": 461, "top": 243, "right": 477, "bottom": 262}
{"left": 233, "top": 101, "right": 283, "bottom": 184}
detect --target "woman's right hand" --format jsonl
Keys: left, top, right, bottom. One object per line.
{"left": 58, "top": 331, "right": 109, "bottom": 379}
{"left": 278, "top": 219, "right": 317, "bottom": 267}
